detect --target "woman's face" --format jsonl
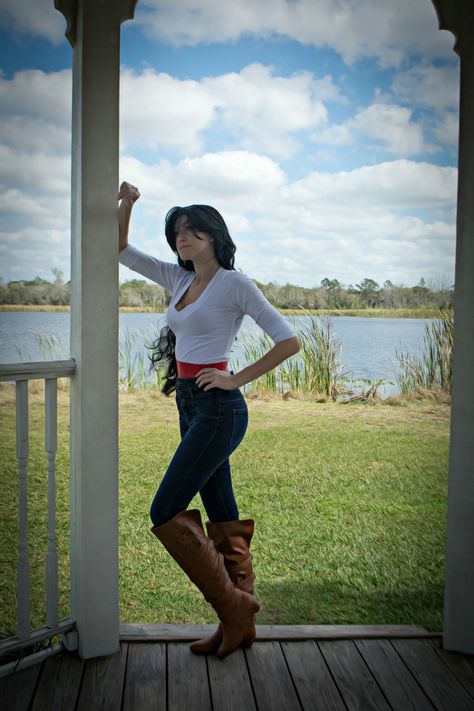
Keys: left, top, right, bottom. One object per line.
{"left": 174, "top": 214, "right": 215, "bottom": 263}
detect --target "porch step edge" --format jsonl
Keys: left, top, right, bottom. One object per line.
{"left": 119, "top": 623, "right": 441, "bottom": 642}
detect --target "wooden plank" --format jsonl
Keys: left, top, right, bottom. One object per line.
{"left": 207, "top": 648, "right": 257, "bottom": 711}
{"left": 30, "top": 653, "right": 84, "bottom": 710}
{"left": 123, "top": 643, "right": 166, "bottom": 711}
{"left": 77, "top": 642, "right": 127, "bottom": 711}
{"left": 392, "top": 639, "right": 474, "bottom": 711}
{"left": 318, "top": 639, "right": 391, "bottom": 711}
{"left": 355, "top": 639, "right": 435, "bottom": 711}
{"left": 167, "top": 642, "right": 212, "bottom": 711}
{"left": 245, "top": 641, "right": 302, "bottom": 711}
{"left": 281, "top": 640, "right": 346, "bottom": 711}
{"left": 429, "top": 638, "right": 474, "bottom": 699}
{"left": 120, "top": 622, "right": 436, "bottom": 641}
{"left": 0, "top": 663, "right": 42, "bottom": 711}
{"left": 120, "top": 623, "right": 216, "bottom": 641}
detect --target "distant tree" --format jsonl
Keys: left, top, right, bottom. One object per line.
{"left": 411, "top": 278, "right": 431, "bottom": 307}
{"left": 321, "top": 278, "right": 341, "bottom": 291}
{"left": 321, "top": 278, "right": 343, "bottom": 308}
{"left": 355, "top": 278, "right": 380, "bottom": 307}
{"left": 119, "top": 279, "right": 166, "bottom": 309}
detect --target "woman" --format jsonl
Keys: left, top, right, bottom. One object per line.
{"left": 117, "top": 181, "right": 300, "bottom": 659}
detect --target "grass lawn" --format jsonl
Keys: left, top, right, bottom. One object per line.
{"left": 0, "top": 384, "right": 449, "bottom": 638}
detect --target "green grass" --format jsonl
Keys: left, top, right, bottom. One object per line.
{"left": 0, "top": 384, "right": 449, "bottom": 638}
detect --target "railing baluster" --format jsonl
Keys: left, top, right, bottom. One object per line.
{"left": 45, "top": 378, "right": 59, "bottom": 628}
{"left": 0, "top": 360, "right": 77, "bottom": 665}
{"left": 16, "top": 379, "right": 30, "bottom": 640}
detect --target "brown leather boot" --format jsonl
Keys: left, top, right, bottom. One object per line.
{"left": 189, "top": 518, "right": 256, "bottom": 655}
{"left": 151, "top": 509, "right": 259, "bottom": 659}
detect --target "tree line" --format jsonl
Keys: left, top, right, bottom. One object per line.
{"left": 0, "top": 271, "right": 453, "bottom": 310}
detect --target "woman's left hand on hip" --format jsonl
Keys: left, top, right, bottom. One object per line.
{"left": 195, "top": 368, "right": 237, "bottom": 391}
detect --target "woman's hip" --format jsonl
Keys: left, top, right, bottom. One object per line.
{"left": 176, "top": 383, "right": 248, "bottom": 451}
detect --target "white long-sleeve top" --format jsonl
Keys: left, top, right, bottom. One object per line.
{"left": 119, "top": 244, "right": 297, "bottom": 364}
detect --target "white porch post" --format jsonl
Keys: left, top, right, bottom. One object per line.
{"left": 55, "top": 0, "right": 138, "bottom": 658}
{"left": 432, "top": 0, "right": 474, "bottom": 654}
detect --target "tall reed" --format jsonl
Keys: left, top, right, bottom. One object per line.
{"left": 236, "top": 315, "right": 344, "bottom": 399}
{"left": 396, "top": 309, "right": 453, "bottom": 395}
{"left": 291, "top": 316, "right": 344, "bottom": 398}
{"left": 119, "top": 329, "right": 149, "bottom": 390}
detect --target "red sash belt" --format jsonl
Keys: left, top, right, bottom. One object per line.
{"left": 176, "top": 360, "right": 228, "bottom": 378}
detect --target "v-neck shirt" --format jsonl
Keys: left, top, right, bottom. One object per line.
{"left": 119, "top": 244, "right": 297, "bottom": 364}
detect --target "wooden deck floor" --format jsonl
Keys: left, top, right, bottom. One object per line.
{"left": 1, "top": 627, "right": 474, "bottom": 710}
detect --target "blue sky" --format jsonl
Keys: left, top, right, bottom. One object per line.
{"left": 0, "top": 0, "right": 459, "bottom": 289}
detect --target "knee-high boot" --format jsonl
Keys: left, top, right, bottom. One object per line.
{"left": 189, "top": 518, "right": 256, "bottom": 655}
{"left": 151, "top": 509, "right": 259, "bottom": 659}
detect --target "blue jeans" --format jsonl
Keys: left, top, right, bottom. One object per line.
{"left": 150, "top": 378, "right": 249, "bottom": 527}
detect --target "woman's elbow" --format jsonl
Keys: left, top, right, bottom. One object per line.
{"left": 283, "top": 335, "right": 300, "bottom": 356}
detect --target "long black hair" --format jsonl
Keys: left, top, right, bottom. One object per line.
{"left": 148, "top": 205, "right": 237, "bottom": 396}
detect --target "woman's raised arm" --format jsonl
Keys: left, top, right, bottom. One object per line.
{"left": 117, "top": 181, "right": 140, "bottom": 252}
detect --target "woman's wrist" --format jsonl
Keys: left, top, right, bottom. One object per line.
{"left": 230, "top": 371, "right": 246, "bottom": 389}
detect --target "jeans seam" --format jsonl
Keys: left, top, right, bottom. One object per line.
{"left": 213, "top": 464, "right": 234, "bottom": 520}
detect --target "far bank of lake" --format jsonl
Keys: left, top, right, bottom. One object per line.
{"left": 0, "top": 305, "right": 443, "bottom": 319}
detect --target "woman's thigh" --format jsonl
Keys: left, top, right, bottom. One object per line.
{"left": 150, "top": 386, "right": 248, "bottom": 522}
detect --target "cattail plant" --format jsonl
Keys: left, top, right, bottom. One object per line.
{"left": 232, "top": 315, "right": 344, "bottom": 399}
{"left": 396, "top": 309, "right": 453, "bottom": 395}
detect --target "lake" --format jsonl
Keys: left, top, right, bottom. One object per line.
{"left": 0, "top": 311, "right": 431, "bottom": 396}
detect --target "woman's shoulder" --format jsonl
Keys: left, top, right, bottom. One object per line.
{"left": 221, "top": 268, "right": 253, "bottom": 286}
{"left": 220, "top": 269, "right": 264, "bottom": 305}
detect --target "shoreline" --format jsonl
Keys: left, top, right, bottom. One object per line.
{"left": 0, "top": 305, "right": 445, "bottom": 318}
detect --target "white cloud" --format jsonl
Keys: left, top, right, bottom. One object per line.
{"left": 115, "top": 153, "right": 456, "bottom": 288}
{"left": 205, "top": 64, "right": 331, "bottom": 158}
{"left": 120, "top": 64, "right": 339, "bottom": 159}
{"left": 433, "top": 111, "right": 459, "bottom": 148}
{"left": 0, "top": 69, "right": 71, "bottom": 123}
{"left": 0, "top": 0, "right": 66, "bottom": 43}
{"left": 0, "top": 227, "right": 70, "bottom": 281}
{"left": 0, "top": 145, "right": 70, "bottom": 194}
{"left": 137, "top": 0, "right": 454, "bottom": 67}
{"left": 313, "top": 103, "right": 438, "bottom": 157}
{"left": 120, "top": 69, "right": 214, "bottom": 155}
{"left": 0, "top": 66, "right": 456, "bottom": 288}
{"left": 0, "top": 0, "right": 454, "bottom": 68}
{"left": 285, "top": 160, "right": 456, "bottom": 209}
{"left": 0, "top": 115, "right": 71, "bottom": 154}
{"left": 391, "top": 63, "right": 459, "bottom": 111}
{"left": 119, "top": 151, "right": 286, "bottom": 224}
{"left": 352, "top": 105, "right": 437, "bottom": 155}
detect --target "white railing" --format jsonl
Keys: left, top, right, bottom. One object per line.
{"left": 0, "top": 360, "right": 77, "bottom": 676}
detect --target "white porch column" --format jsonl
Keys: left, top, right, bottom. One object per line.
{"left": 55, "top": 0, "right": 138, "bottom": 659}
{"left": 432, "top": 0, "right": 474, "bottom": 654}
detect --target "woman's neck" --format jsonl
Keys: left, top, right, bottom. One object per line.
{"left": 192, "top": 256, "right": 220, "bottom": 283}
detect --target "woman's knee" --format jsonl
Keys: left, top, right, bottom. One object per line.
{"left": 150, "top": 497, "right": 169, "bottom": 527}
{"left": 150, "top": 497, "right": 185, "bottom": 528}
